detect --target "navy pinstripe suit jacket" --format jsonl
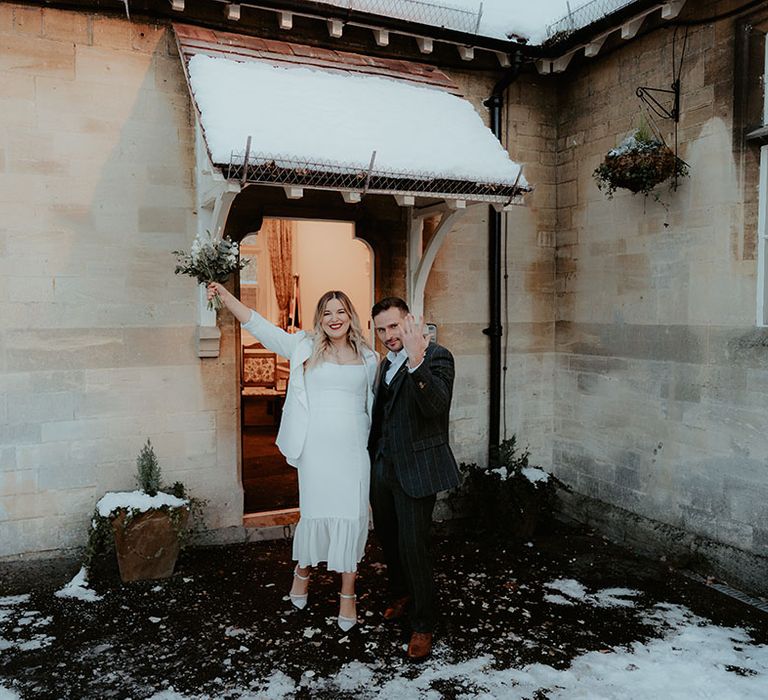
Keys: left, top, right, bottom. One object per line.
{"left": 368, "top": 342, "right": 460, "bottom": 498}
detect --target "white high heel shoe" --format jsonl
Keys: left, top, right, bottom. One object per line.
{"left": 289, "top": 567, "right": 310, "bottom": 610}
{"left": 338, "top": 593, "right": 357, "bottom": 631}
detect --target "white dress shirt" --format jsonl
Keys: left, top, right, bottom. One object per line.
{"left": 384, "top": 348, "right": 423, "bottom": 385}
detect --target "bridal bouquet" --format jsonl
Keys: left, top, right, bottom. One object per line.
{"left": 173, "top": 231, "right": 249, "bottom": 310}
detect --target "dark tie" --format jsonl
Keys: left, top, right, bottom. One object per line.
{"left": 381, "top": 358, "right": 392, "bottom": 386}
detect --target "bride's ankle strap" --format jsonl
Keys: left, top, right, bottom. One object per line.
{"left": 294, "top": 567, "right": 310, "bottom": 581}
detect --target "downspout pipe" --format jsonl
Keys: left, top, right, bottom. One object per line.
{"left": 482, "top": 51, "right": 523, "bottom": 466}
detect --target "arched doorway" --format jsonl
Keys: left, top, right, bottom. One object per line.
{"left": 238, "top": 218, "right": 373, "bottom": 515}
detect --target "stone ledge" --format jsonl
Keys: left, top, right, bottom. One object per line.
{"left": 555, "top": 487, "right": 768, "bottom": 598}
{"left": 196, "top": 325, "right": 221, "bottom": 358}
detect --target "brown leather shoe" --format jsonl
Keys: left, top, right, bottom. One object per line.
{"left": 407, "top": 632, "right": 433, "bottom": 661}
{"left": 383, "top": 595, "right": 411, "bottom": 622}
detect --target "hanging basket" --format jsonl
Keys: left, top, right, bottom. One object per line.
{"left": 593, "top": 137, "right": 688, "bottom": 197}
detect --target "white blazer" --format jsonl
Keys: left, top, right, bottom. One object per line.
{"left": 241, "top": 310, "right": 379, "bottom": 467}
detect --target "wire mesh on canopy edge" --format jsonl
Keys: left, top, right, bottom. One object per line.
{"left": 328, "top": 0, "right": 481, "bottom": 34}
{"left": 222, "top": 150, "right": 529, "bottom": 204}
{"left": 545, "top": 0, "right": 637, "bottom": 40}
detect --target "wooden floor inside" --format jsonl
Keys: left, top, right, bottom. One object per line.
{"left": 242, "top": 399, "right": 298, "bottom": 513}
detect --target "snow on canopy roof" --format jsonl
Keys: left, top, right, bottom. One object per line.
{"left": 187, "top": 53, "right": 525, "bottom": 190}
{"left": 316, "top": 0, "right": 640, "bottom": 45}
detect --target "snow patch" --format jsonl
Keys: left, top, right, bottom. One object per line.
{"left": 0, "top": 595, "right": 30, "bottom": 607}
{"left": 545, "top": 579, "right": 641, "bottom": 609}
{"left": 544, "top": 578, "right": 589, "bottom": 601}
{"left": 0, "top": 683, "right": 21, "bottom": 700}
{"left": 146, "top": 690, "right": 189, "bottom": 700}
{"left": 248, "top": 603, "right": 768, "bottom": 699}
{"left": 55, "top": 567, "right": 102, "bottom": 603}
{"left": 522, "top": 466, "right": 550, "bottom": 484}
{"left": 96, "top": 490, "right": 188, "bottom": 518}
{"left": 543, "top": 593, "right": 574, "bottom": 606}
{"left": 252, "top": 670, "right": 297, "bottom": 698}
{"left": 593, "top": 587, "right": 643, "bottom": 608}
{"left": 188, "top": 54, "right": 524, "bottom": 185}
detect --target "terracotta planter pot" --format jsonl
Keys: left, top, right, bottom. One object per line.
{"left": 111, "top": 508, "right": 189, "bottom": 583}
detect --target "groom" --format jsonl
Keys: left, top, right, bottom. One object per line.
{"left": 368, "top": 297, "right": 460, "bottom": 661}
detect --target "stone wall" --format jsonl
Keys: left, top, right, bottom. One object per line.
{"left": 551, "top": 2, "right": 768, "bottom": 590}
{"left": 0, "top": 6, "right": 242, "bottom": 556}
{"left": 0, "top": 4, "right": 549, "bottom": 556}
{"left": 428, "top": 70, "right": 557, "bottom": 471}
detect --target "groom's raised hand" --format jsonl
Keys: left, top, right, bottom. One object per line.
{"left": 402, "top": 313, "right": 429, "bottom": 369}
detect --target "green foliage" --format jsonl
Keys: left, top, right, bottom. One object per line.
{"left": 83, "top": 508, "right": 115, "bottom": 572}
{"left": 83, "top": 439, "right": 208, "bottom": 573}
{"left": 459, "top": 436, "right": 558, "bottom": 541}
{"left": 172, "top": 232, "right": 248, "bottom": 286}
{"left": 167, "top": 481, "right": 207, "bottom": 548}
{"left": 633, "top": 116, "right": 655, "bottom": 145}
{"left": 492, "top": 434, "right": 531, "bottom": 474}
{"left": 136, "top": 439, "right": 161, "bottom": 496}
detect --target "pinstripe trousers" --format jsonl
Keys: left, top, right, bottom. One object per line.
{"left": 370, "top": 451, "right": 437, "bottom": 633}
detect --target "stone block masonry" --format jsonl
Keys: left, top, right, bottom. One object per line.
{"left": 0, "top": 6, "right": 239, "bottom": 557}
{"left": 549, "top": 0, "right": 768, "bottom": 591}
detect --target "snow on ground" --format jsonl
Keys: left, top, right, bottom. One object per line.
{"left": 0, "top": 684, "right": 20, "bottom": 700}
{"left": 128, "top": 597, "right": 768, "bottom": 699}
{"left": 3, "top": 531, "right": 766, "bottom": 699}
{"left": 54, "top": 566, "right": 102, "bottom": 602}
{"left": 0, "top": 595, "right": 54, "bottom": 655}
{"left": 317, "top": 1, "right": 639, "bottom": 44}
{"left": 188, "top": 54, "right": 524, "bottom": 184}
{"left": 544, "top": 578, "right": 642, "bottom": 608}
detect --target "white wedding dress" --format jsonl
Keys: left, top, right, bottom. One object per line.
{"left": 292, "top": 361, "right": 370, "bottom": 573}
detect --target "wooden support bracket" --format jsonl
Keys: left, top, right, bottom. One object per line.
{"left": 283, "top": 186, "right": 304, "bottom": 200}
{"left": 327, "top": 19, "right": 343, "bottom": 38}
{"left": 457, "top": 45, "right": 474, "bottom": 61}
{"left": 661, "top": 0, "right": 686, "bottom": 19}
{"left": 407, "top": 209, "right": 466, "bottom": 317}
{"left": 621, "top": 16, "right": 645, "bottom": 40}
{"left": 417, "top": 37, "right": 433, "bottom": 54}
{"left": 585, "top": 35, "right": 608, "bottom": 58}
{"left": 552, "top": 51, "right": 576, "bottom": 73}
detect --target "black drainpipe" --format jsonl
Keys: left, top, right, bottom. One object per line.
{"left": 483, "top": 51, "right": 523, "bottom": 466}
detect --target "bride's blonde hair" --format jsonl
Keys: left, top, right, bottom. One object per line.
{"left": 307, "top": 290, "right": 370, "bottom": 367}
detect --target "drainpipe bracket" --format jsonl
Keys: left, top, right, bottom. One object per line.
{"left": 482, "top": 325, "right": 504, "bottom": 337}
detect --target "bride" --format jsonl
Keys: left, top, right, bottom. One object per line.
{"left": 207, "top": 283, "right": 378, "bottom": 631}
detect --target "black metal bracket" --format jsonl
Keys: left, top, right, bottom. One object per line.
{"left": 636, "top": 79, "right": 680, "bottom": 122}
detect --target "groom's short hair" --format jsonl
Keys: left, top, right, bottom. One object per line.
{"left": 371, "top": 297, "right": 409, "bottom": 318}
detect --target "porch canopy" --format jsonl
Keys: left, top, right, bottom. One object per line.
{"left": 174, "top": 24, "right": 527, "bottom": 206}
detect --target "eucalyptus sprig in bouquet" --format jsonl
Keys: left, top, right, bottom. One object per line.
{"left": 173, "top": 231, "right": 249, "bottom": 310}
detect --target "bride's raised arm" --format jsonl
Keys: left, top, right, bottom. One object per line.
{"left": 207, "top": 282, "right": 305, "bottom": 360}
{"left": 207, "top": 282, "right": 251, "bottom": 323}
